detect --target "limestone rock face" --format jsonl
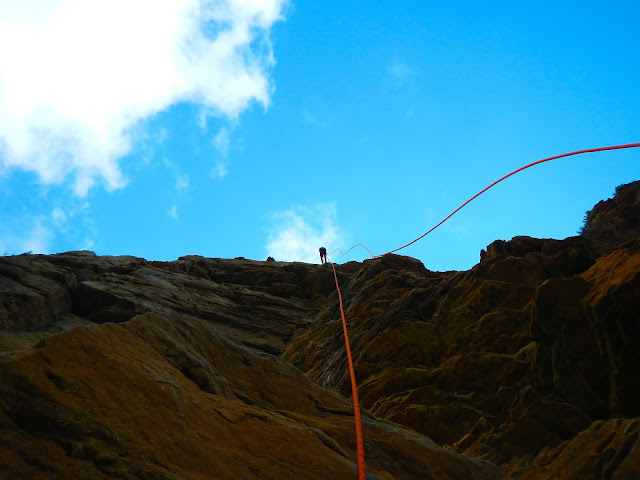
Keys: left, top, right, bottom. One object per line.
{"left": 282, "top": 181, "right": 640, "bottom": 478}
{"left": 582, "top": 180, "right": 640, "bottom": 256}
{"left": 1, "top": 255, "right": 508, "bottom": 480}
{"left": 2, "top": 181, "right": 640, "bottom": 479}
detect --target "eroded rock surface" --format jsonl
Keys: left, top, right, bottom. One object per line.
{"left": 1, "top": 254, "right": 507, "bottom": 479}
{"left": 2, "top": 180, "right": 639, "bottom": 479}
{"left": 283, "top": 181, "right": 640, "bottom": 478}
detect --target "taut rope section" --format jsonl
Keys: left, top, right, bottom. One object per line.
{"left": 331, "top": 142, "right": 640, "bottom": 259}
{"left": 324, "top": 141, "right": 639, "bottom": 479}
{"left": 331, "top": 261, "right": 366, "bottom": 480}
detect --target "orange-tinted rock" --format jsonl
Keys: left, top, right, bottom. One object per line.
{"left": 283, "top": 180, "right": 640, "bottom": 476}
{"left": 582, "top": 180, "right": 640, "bottom": 256}
{"left": 0, "top": 254, "right": 509, "bottom": 480}
{"left": 2, "top": 180, "right": 640, "bottom": 479}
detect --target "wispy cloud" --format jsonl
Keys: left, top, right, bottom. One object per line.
{"left": 266, "top": 203, "right": 342, "bottom": 263}
{"left": 167, "top": 205, "right": 178, "bottom": 220}
{"left": 162, "top": 158, "right": 190, "bottom": 195}
{"left": 214, "top": 127, "right": 232, "bottom": 158}
{"left": 176, "top": 173, "right": 190, "bottom": 193}
{"left": 211, "top": 127, "right": 232, "bottom": 179}
{"left": 0, "top": 217, "right": 52, "bottom": 255}
{"left": 162, "top": 159, "right": 189, "bottom": 218}
{"left": 387, "top": 59, "right": 418, "bottom": 90}
{"left": 49, "top": 200, "right": 97, "bottom": 250}
{"left": 156, "top": 128, "right": 169, "bottom": 144}
{"left": 302, "top": 109, "right": 329, "bottom": 129}
{"left": 0, "top": 186, "right": 97, "bottom": 255}
{"left": 21, "top": 220, "right": 51, "bottom": 254}
{"left": 211, "top": 162, "right": 229, "bottom": 180}
{"left": 52, "top": 207, "right": 69, "bottom": 233}
{"left": 0, "top": 0, "right": 288, "bottom": 196}
{"left": 443, "top": 221, "right": 470, "bottom": 235}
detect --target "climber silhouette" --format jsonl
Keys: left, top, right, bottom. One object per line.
{"left": 319, "top": 247, "right": 327, "bottom": 264}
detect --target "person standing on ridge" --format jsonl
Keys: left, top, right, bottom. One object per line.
{"left": 319, "top": 247, "right": 327, "bottom": 264}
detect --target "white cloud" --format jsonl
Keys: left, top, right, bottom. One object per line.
{"left": 51, "top": 208, "right": 64, "bottom": 221}
{"left": 161, "top": 159, "right": 188, "bottom": 220}
{"left": 176, "top": 173, "right": 190, "bottom": 193}
{"left": 266, "top": 203, "right": 342, "bottom": 263}
{"left": 198, "top": 110, "right": 210, "bottom": 131}
{"left": 0, "top": 217, "right": 52, "bottom": 255}
{"left": 49, "top": 200, "right": 96, "bottom": 249}
{"left": 0, "top": 192, "right": 96, "bottom": 255}
{"left": 212, "top": 125, "right": 246, "bottom": 177}
{"left": 214, "top": 127, "right": 232, "bottom": 158}
{"left": 0, "top": 0, "right": 288, "bottom": 196}
{"left": 162, "top": 158, "right": 190, "bottom": 194}
{"left": 22, "top": 220, "right": 51, "bottom": 254}
{"left": 81, "top": 237, "right": 95, "bottom": 251}
{"left": 52, "top": 207, "right": 69, "bottom": 230}
{"left": 211, "top": 162, "right": 229, "bottom": 180}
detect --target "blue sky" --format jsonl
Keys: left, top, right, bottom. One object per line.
{"left": 1, "top": 1, "right": 638, "bottom": 271}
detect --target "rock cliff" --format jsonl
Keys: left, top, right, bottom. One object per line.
{"left": 1, "top": 180, "right": 639, "bottom": 479}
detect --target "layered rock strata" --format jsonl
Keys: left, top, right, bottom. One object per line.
{"left": 1, "top": 180, "right": 639, "bottom": 479}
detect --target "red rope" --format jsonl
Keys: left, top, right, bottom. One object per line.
{"left": 329, "top": 142, "right": 640, "bottom": 259}
{"left": 379, "top": 142, "right": 640, "bottom": 256}
{"left": 331, "top": 261, "right": 366, "bottom": 480}
{"left": 323, "top": 142, "right": 639, "bottom": 479}
{"left": 328, "top": 244, "right": 375, "bottom": 258}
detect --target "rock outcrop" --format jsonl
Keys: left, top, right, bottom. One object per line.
{"left": 0, "top": 254, "right": 507, "bottom": 479}
{"left": 282, "top": 180, "right": 640, "bottom": 477}
{"left": 1, "top": 180, "right": 639, "bottom": 479}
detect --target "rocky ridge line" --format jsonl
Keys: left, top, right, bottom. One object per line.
{"left": 1, "top": 180, "right": 639, "bottom": 479}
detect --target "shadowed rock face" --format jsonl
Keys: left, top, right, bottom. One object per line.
{"left": 282, "top": 180, "right": 640, "bottom": 477}
{"left": 1, "top": 180, "right": 639, "bottom": 479}
{"left": 0, "top": 255, "right": 507, "bottom": 480}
